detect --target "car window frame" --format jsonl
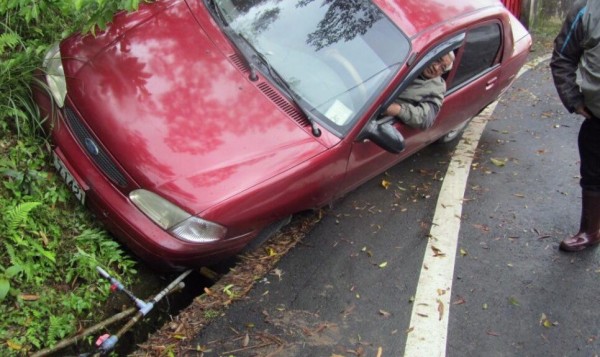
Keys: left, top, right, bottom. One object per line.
{"left": 445, "top": 20, "right": 505, "bottom": 94}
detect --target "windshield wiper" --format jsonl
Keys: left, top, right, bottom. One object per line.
{"left": 204, "top": 2, "right": 262, "bottom": 82}
{"left": 218, "top": 27, "right": 261, "bottom": 82}
{"left": 205, "top": 0, "right": 228, "bottom": 26}
{"left": 208, "top": 11, "right": 322, "bottom": 137}
{"left": 267, "top": 67, "right": 323, "bottom": 137}
{"left": 235, "top": 34, "right": 322, "bottom": 137}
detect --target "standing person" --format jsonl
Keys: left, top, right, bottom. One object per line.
{"left": 385, "top": 51, "right": 455, "bottom": 130}
{"left": 550, "top": 0, "right": 600, "bottom": 252}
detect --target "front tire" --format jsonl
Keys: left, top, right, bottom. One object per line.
{"left": 437, "top": 119, "right": 471, "bottom": 144}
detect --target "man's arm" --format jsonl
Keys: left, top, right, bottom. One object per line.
{"left": 388, "top": 100, "right": 440, "bottom": 130}
{"left": 386, "top": 77, "right": 445, "bottom": 130}
{"left": 550, "top": 0, "right": 587, "bottom": 114}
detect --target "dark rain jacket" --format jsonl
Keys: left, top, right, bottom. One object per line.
{"left": 551, "top": 0, "right": 600, "bottom": 118}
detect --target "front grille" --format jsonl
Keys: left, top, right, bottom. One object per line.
{"left": 63, "top": 107, "right": 128, "bottom": 187}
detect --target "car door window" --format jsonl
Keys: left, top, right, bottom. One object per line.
{"left": 449, "top": 23, "right": 502, "bottom": 90}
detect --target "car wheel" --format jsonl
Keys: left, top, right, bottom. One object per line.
{"left": 437, "top": 119, "right": 471, "bottom": 144}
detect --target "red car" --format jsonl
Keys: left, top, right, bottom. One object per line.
{"left": 34, "top": 0, "right": 531, "bottom": 269}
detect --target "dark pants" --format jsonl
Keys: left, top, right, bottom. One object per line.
{"left": 579, "top": 118, "right": 600, "bottom": 192}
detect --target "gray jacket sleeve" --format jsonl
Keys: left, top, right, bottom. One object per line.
{"left": 397, "top": 101, "right": 440, "bottom": 129}
{"left": 395, "top": 77, "right": 445, "bottom": 130}
{"left": 550, "top": 0, "right": 587, "bottom": 113}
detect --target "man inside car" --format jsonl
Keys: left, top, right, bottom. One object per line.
{"left": 384, "top": 51, "right": 455, "bottom": 129}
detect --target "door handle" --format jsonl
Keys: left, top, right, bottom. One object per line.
{"left": 486, "top": 77, "right": 498, "bottom": 90}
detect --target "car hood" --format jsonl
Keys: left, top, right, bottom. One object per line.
{"left": 61, "top": 0, "right": 328, "bottom": 213}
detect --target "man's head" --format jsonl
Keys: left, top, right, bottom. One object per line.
{"left": 422, "top": 51, "right": 455, "bottom": 79}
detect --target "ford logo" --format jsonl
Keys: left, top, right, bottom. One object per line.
{"left": 84, "top": 138, "right": 100, "bottom": 156}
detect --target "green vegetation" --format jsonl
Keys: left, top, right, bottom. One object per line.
{"left": 1, "top": 1, "right": 145, "bottom": 355}
{"left": 530, "top": 16, "right": 563, "bottom": 54}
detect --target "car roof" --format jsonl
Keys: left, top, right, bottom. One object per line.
{"left": 373, "top": 0, "right": 505, "bottom": 38}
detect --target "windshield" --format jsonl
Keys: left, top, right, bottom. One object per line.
{"left": 209, "top": 0, "right": 410, "bottom": 135}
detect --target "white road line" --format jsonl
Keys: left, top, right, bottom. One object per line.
{"left": 403, "top": 53, "right": 550, "bottom": 357}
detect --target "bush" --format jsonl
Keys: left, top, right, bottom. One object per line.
{"left": 1, "top": 1, "right": 144, "bottom": 354}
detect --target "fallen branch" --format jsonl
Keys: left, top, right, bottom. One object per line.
{"left": 30, "top": 307, "right": 136, "bottom": 357}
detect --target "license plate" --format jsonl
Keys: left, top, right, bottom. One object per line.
{"left": 53, "top": 152, "right": 86, "bottom": 205}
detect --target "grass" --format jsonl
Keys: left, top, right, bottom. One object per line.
{"left": 1, "top": 2, "right": 144, "bottom": 355}
{"left": 530, "top": 17, "right": 563, "bottom": 54}
{"left": 0, "top": 129, "right": 139, "bottom": 355}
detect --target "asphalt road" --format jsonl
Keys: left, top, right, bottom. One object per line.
{"left": 162, "top": 55, "right": 600, "bottom": 357}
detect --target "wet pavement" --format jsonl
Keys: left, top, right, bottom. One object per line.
{"left": 136, "top": 54, "right": 600, "bottom": 356}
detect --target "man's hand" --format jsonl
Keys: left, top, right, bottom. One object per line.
{"left": 575, "top": 105, "right": 593, "bottom": 119}
{"left": 385, "top": 103, "right": 402, "bottom": 117}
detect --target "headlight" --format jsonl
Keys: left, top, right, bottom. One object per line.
{"left": 42, "top": 43, "right": 67, "bottom": 108}
{"left": 129, "top": 189, "right": 227, "bottom": 243}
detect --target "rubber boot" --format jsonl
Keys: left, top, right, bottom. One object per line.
{"left": 559, "top": 190, "right": 600, "bottom": 252}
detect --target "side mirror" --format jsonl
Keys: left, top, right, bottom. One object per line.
{"left": 361, "top": 118, "right": 405, "bottom": 154}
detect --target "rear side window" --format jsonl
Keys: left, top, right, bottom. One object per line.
{"left": 450, "top": 23, "right": 502, "bottom": 89}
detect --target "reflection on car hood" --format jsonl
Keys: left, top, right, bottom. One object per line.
{"left": 62, "top": 0, "right": 327, "bottom": 212}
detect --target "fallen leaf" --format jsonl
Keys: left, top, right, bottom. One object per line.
{"left": 378, "top": 261, "right": 388, "bottom": 268}
{"left": 486, "top": 330, "right": 500, "bottom": 336}
{"left": 194, "top": 345, "right": 212, "bottom": 353}
{"left": 491, "top": 158, "right": 507, "bottom": 167}
{"left": 271, "top": 268, "right": 284, "bottom": 281}
{"left": 242, "top": 333, "right": 250, "bottom": 347}
{"left": 222, "top": 284, "right": 235, "bottom": 297}
{"left": 453, "top": 296, "right": 466, "bottom": 305}
{"left": 472, "top": 223, "right": 490, "bottom": 233}
{"left": 540, "top": 313, "right": 558, "bottom": 328}
{"left": 437, "top": 300, "right": 444, "bottom": 321}
{"left": 482, "top": 303, "right": 488, "bottom": 310}
{"left": 460, "top": 248, "right": 468, "bottom": 256}
{"left": 379, "top": 309, "right": 391, "bottom": 318}
{"left": 376, "top": 347, "right": 383, "bottom": 357}
{"left": 381, "top": 179, "right": 392, "bottom": 189}
{"left": 508, "top": 296, "right": 520, "bottom": 306}
{"left": 40, "top": 231, "right": 49, "bottom": 246}
{"left": 431, "top": 246, "right": 446, "bottom": 257}
{"left": 6, "top": 340, "right": 22, "bottom": 351}
{"left": 19, "top": 294, "right": 40, "bottom": 301}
